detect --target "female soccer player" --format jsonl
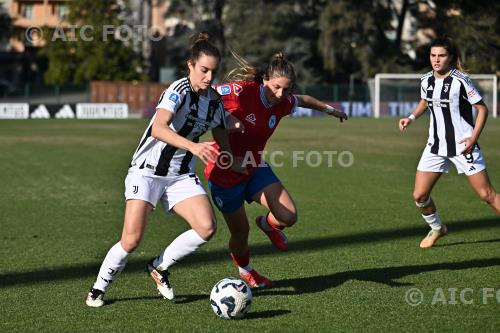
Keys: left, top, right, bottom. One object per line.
{"left": 204, "top": 52, "right": 348, "bottom": 287}
{"left": 86, "top": 32, "right": 233, "bottom": 307}
{"left": 399, "top": 37, "right": 500, "bottom": 248}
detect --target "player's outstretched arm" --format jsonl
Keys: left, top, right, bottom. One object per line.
{"left": 296, "top": 94, "right": 348, "bottom": 122}
{"left": 399, "top": 99, "right": 428, "bottom": 132}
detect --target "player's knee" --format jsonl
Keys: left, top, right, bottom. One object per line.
{"left": 477, "top": 187, "right": 495, "bottom": 204}
{"left": 276, "top": 210, "right": 297, "bottom": 227}
{"left": 120, "top": 236, "right": 141, "bottom": 253}
{"left": 413, "top": 192, "right": 431, "bottom": 206}
{"left": 196, "top": 219, "right": 217, "bottom": 241}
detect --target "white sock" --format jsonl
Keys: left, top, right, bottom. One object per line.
{"left": 238, "top": 265, "right": 253, "bottom": 275}
{"left": 155, "top": 229, "right": 207, "bottom": 271}
{"left": 93, "top": 242, "right": 129, "bottom": 292}
{"left": 422, "top": 212, "right": 443, "bottom": 231}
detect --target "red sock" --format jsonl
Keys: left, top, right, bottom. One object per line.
{"left": 230, "top": 251, "right": 250, "bottom": 268}
{"left": 266, "top": 212, "right": 284, "bottom": 230}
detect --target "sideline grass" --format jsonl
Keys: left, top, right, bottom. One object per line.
{"left": 1, "top": 118, "right": 499, "bottom": 332}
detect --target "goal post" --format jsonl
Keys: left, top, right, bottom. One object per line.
{"left": 373, "top": 73, "right": 497, "bottom": 118}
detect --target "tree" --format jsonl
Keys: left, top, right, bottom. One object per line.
{"left": 318, "top": 0, "right": 415, "bottom": 81}
{"left": 0, "top": 9, "right": 12, "bottom": 41}
{"left": 416, "top": 0, "right": 500, "bottom": 74}
{"left": 158, "top": 0, "right": 226, "bottom": 79}
{"left": 223, "top": 0, "right": 327, "bottom": 84}
{"left": 163, "top": 0, "right": 328, "bottom": 84}
{"left": 40, "top": 0, "right": 144, "bottom": 84}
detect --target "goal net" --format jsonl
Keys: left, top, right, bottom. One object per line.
{"left": 372, "top": 73, "right": 497, "bottom": 118}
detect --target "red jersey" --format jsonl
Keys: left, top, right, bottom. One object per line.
{"left": 204, "top": 81, "right": 298, "bottom": 187}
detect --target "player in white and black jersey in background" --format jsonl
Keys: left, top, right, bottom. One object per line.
{"left": 86, "top": 32, "right": 241, "bottom": 307}
{"left": 399, "top": 37, "right": 500, "bottom": 248}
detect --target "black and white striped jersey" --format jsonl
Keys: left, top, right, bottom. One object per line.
{"left": 420, "top": 69, "right": 482, "bottom": 157}
{"left": 129, "top": 77, "right": 227, "bottom": 177}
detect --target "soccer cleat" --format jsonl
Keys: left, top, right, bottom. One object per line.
{"left": 420, "top": 225, "right": 448, "bottom": 248}
{"left": 256, "top": 216, "right": 288, "bottom": 251}
{"left": 239, "top": 269, "right": 273, "bottom": 288}
{"left": 146, "top": 260, "right": 175, "bottom": 300}
{"left": 86, "top": 288, "right": 105, "bottom": 307}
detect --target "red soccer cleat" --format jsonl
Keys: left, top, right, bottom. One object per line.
{"left": 256, "top": 216, "right": 288, "bottom": 251}
{"left": 239, "top": 269, "right": 273, "bottom": 288}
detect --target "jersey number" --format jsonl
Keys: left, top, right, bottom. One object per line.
{"left": 464, "top": 153, "right": 474, "bottom": 164}
{"left": 189, "top": 174, "right": 200, "bottom": 185}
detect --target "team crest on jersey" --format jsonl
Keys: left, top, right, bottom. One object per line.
{"left": 233, "top": 83, "right": 243, "bottom": 96}
{"left": 443, "top": 83, "right": 450, "bottom": 93}
{"left": 245, "top": 113, "right": 256, "bottom": 125}
{"left": 169, "top": 92, "right": 180, "bottom": 103}
{"left": 217, "top": 85, "right": 231, "bottom": 95}
{"left": 268, "top": 115, "right": 277, "bottom": 128}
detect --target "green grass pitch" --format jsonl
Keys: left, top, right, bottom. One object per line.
{"left": 1, "top": 117, "right": 499, "bottom": 332}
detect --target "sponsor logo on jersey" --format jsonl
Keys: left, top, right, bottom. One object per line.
{"left": 268, "top": 115, "right": 277, "bottom": 128}
{"left": 233, "top": 83, "right": 243, "bottom": 96}
{"left": 169, "top": 93, "right": 180, "bottom": 103}
{"left": 245, "top": 113, "right": 256, "bottom": 125}
{"left": 468, "top": 89, "right": 477, "bottom": 98}
{"left": 186, "top": 114, "right": 211, "bottom": 132}
{"left": 427, "top": 86, "right": 433, "bottom": 91}
{"left": 217, "top": 85, "right": 231, "bottom": 95}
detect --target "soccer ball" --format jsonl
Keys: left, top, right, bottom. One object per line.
{"left": 210, "top": 277, "right": 252, "bottom": 319}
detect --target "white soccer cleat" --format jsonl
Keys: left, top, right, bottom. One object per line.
{"left": 420, "top": 225, "right": 448, "bottom": 248}
{"left": 147, "top": 260, "right": 175, "bottom": 300}
{"left": 86, "top": 288, "right": 105, "bottom": 307}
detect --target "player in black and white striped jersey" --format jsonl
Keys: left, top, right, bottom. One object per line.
{"left": 417, "top": 68, "right": 482, "bottom": 157}
{"left": 86, "top": 32, "right": 239, "bottom": 307}
{"left": 399, "top": 37, "right": 500, "bottom": 248}
{"left": 130, "top": 76, "right": 226, "bottom": 176}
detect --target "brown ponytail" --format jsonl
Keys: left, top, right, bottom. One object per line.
{"left": 263, "top": 52, "right": 296, "bottom": 85}
{"left": 188, "top": 31, "right": 221, "bottom": 65}
{"left": 226, "top": 50, "right": 296, "bottom": 86}
{"left": 225, "top": 49, "right": 262, "bottom": 82}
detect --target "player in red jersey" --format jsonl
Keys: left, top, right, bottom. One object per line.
{"left": 204, "top": 52, "right": 348, "bottom": 287}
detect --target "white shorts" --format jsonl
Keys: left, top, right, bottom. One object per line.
{"left": 124, "top": 170, "right": 207, "bottom": 214}
{"left": 417, "top": 145, "right": 486, "bottom": 176}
